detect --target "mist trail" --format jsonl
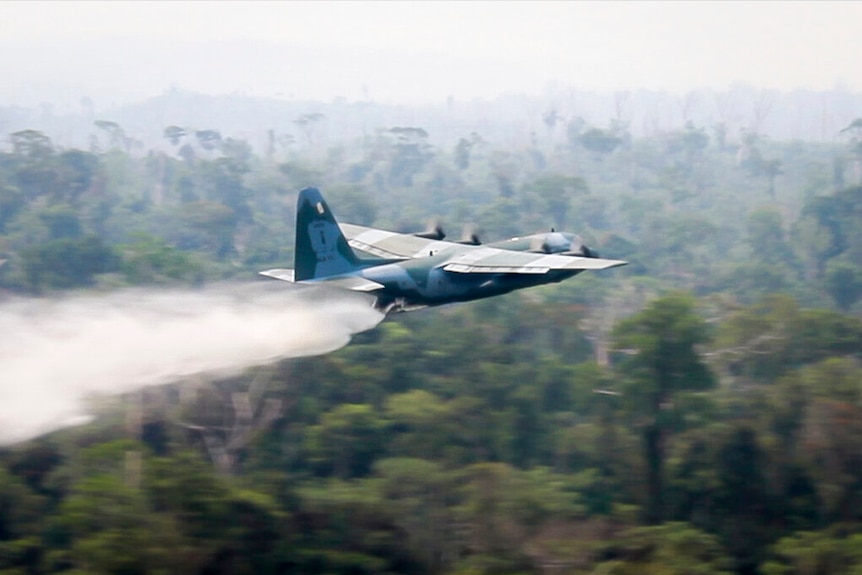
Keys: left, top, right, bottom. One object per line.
{"left": 0, "top": 282, "right": 384, "bottom": 445}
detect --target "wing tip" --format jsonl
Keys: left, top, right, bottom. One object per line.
{"left": 596, "top": 259, "right": 628, "bottom": 270}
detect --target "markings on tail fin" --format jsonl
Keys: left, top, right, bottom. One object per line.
{"left": 295, "top": 187, "right": 362, "bottom": 280}
{"left": 308, "top": 219, "right": 350, "bottom": 272}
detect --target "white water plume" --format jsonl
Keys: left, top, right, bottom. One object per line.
{"left": 0, "top": 282, "right": 384, "bottom": 445}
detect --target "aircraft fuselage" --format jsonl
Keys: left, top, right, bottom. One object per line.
{"left": 347, "top": 249, "right": 581, "bottom": 311}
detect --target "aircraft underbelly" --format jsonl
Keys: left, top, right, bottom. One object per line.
{"left": 436, "top": 270, "right": 580, "bottom": 302}
{"left": 364, "top": 265, "right": 580, "bottom": 309}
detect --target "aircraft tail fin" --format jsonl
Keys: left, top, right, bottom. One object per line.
{"left": 294, "top": 187, "right": 363, "bottom": 281}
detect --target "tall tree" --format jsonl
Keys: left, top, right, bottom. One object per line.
{"left": 613, "top": 292, "right": 715, "bottom": 524}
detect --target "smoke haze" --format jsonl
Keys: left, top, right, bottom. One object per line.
{"left": 2, "top": 3, "right": 861, "bottom": 105}
{"left": 0, "top": 283, "right": 384, "bottom": 445}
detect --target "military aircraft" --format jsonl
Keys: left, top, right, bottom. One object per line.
{"left": 260, "top": 188, "right": 626, "bottom": 313}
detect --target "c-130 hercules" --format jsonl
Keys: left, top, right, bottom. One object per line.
{"left": 261, "top": 188, "right": 626, "bottom": 313}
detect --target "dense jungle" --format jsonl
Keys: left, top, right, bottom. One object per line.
{"left": 3, "top": 89, "right": 862, "bottom": 575}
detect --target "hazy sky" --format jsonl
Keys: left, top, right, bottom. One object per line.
{"left": 0, "top": 1, "right": 859, "bottom": 106}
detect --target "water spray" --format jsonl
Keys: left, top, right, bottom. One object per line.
{"left": 0, "top": 282, "right": 383, "bottom": 445}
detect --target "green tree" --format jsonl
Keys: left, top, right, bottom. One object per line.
{"left": 57, "top": 473, "right": 177, "bottom": 574}
{"left": 294, "top": 479, "right": 415, "bottom": 574}
{"left": 613, "top": 293, "right": 715, "bottom": 524}
{"left": 712, "top": 426, "right": 773, "bottom": 573}
{"left": 163, "top": 125, "right": 187, "bottom": 146}
{"left": 94, "top": 120, "right": 128, "bottom": 151}
{"left": 0, "top": 467, "right": 46, "bottom": 573}
{"left": 454, "top": 137, "right": 472, "bottom": 170}
{"left": 385, "top": 390, "right": 452, "bottom": 460}
{"left": 747, "top": 207, "right": 796, "bottom": 267}
{"left": 119, "top": 233, "right": 201, "bottom": 285}
{"left": 194, "top": 129, "right": 222, "bottom": 151}
{"left": 525, "top": 174, "right": 588, "bottom": 230}
{"left": 387, "top": 126, "right": 433, "bottom": 188}
{"left": 21, "top": 234, "right": 119, "bottom": 291}
{"left": 324, "top": 184, "right": 377, "bottom": 226}
{"left": 764, "top": 529, "right": 862, "bottom": 575}
{"left": 179, "top": 200, "right": 239, "bottom": 259}
{"left": 9, "top": 129, "right": 54, "bottom": 159}
{"left": 825, "top": 260, "right": 862, "bottom": 310}
{"left": 304, "top": 404, "right": 386, "bottom": 478}
{"left": 713, "top": 295, "right": 862, "bottom": 384}
{"left": 600, "top": 522, "right": 732, "bottom": 575}
{"left": 0, "top": 180, "right": 24, "bottom": 232}
{"left": 796, "top": 186, "right": 862, "bottom": 278}
{"left": 55, "top": 149, "right": 99, "bottom": 205}
{"left": 374, "top": 457, "right": 456, "bottom": 572}
{"left": 147, "top": 450, "right": 286, "bottom": 574}
{"left": 579, "top": 128, "right": 623, "bottom": 155}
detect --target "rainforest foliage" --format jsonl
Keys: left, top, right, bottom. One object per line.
{"left": 3, "top": 105, "right": 862, "bottom": 574}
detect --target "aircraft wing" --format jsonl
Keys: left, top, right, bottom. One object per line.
{"left": 259, "top": 268, "right": 384, "bottom": 292}
{"left": 341, "top": 224, "right": 627, "bottom": 272}
{"left": 340, "top": 223, "right": 458, "bottom": 259}
{"left": 440, "top": 247, "right": 627, "bottom": 274}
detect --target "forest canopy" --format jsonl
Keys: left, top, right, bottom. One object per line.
{"left": 2, "top": 89, "right": 862, "bottom": 575}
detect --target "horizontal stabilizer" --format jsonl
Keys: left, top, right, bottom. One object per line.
{"left": 259, "top": 268, "right": 295, "bottom": 282}
{"left": 261, "top": 268, "right": 383, "bottom": 292}
{"left": 315, "top": 276, "right": 385, "bottom": 292}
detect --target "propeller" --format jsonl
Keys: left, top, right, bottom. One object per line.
{"left": 529, "top": 232, "right": 600, "bottom": 257}
{"left": 457, "top": 224, "right": 482, "bottom": 245}
{"left": 414, "top": 221, "right": 446, "bottom": 241}
{"left": 561, "top": 235, "right": 600, "bottom": 258}
{"left": 580, "top": 245, "right": 599, "bottom": 258}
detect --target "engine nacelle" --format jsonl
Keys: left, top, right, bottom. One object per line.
{"left": 530, "top": 232, "right": 599, "bottom": 258}
{"left": 580, "top": 244, "right": 599, "bottom": 258}
{"left": 542, "top": 232, "right": 571, "bottom": 253}
{"left": 414, "top": 225, "right": 445, "bottom": 241}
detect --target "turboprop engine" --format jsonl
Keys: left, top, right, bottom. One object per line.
{"left": 531, "top": 232, "right": 599, "bottom": 258}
